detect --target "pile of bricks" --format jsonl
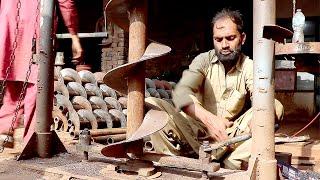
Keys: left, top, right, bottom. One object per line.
{"left": 101, "top": 24, "right": 128, "bottom": 72}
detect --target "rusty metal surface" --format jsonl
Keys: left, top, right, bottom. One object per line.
{"left": 54, "top": 80, "right": 69, "bottom": 98}
{"left": 91, "top": 128, "right": 126, "bottom": 137}
{"left": 104, "top": 0, "right": 132, "bottom": 31}
{"left": 60, "top": 68, "right": 81, "bottom": 84}
{"left": 263, "top": 25, "right": 293, "bottom": 43}
{"left": 93, "top": 134, "right": 126, "bottom": 144}
{"left": 252, "top": 0, "right": 277, "bottom": 178}
{"left": 78, "top": 70, "right": 98, "bottom": 85}
{"left": 275, "top": 42, "right": 320, "bottom": 55}
{"left": 67, "top": 82, "right": 87, "bottom": 98}
{"left": 77, "top": 109, "right": 98, "bottom": 130}
{"left": 94, "top": 72, "right": 107, "bottom": 84}
{"left": 71, "top": 128, "right": 126, "bottom": 138}
{"left": 275, "top": 70, "right": 296, "bottom": 91}
{"left": 93, "top": 109, "right": 113, "bottom": 128}
{"left": 54, "top": 94, "right": 74, "bottom": 114}
{"left": 76, "top": 129, "right": 91, "bottom": 160}
{"left": 71, "top": 96, "right": 92, "bottom": 111}
{"left": 101, "top": 109, "right": 168, "bottom": 158}
{"left": 52, "top": 106, "right": 68, "bottom": 132}
{"left": 89, "top": 96, "right": 108, "bottom": 111}
{"left": 100, "top": 84, "right": 118, "bottom": 99}
{"left": 103, "top": 42, "right": 171, "bottom": 94}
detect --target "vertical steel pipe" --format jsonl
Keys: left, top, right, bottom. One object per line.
{"left": 36, "top": 0, "right": 55, "bottom": 158}
{"left": 315, "top": 74, "right": 320, "bottom": 113}
{"left": 127, "top": 0, "right": 147, "bottom": 156}
{"left": 251, "top": 0, "right": 276, "bottom": 179}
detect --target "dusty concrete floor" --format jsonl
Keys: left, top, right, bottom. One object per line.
{"left": 0, "top": 128, "right": 242, "bottom": 180}
{"left": 1, "top": 121, "right": 317, "bottom": 180}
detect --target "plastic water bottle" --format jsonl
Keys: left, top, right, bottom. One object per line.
{"left": 292, "top": 9, "right": 305, "bottom": 43}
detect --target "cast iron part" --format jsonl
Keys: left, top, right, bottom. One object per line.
{"left": 199, "top": 141, "right": 212, "bottom": 179}
{"left": 76, "top": 128, "right": 92, "bottom": 161}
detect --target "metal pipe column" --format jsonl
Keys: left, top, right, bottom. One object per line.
{"left": 251, "top": 0, "right": 276, "bottom": 179}
{"left": 36, "top": 0, "right": 55, "bottom": 158}
{"left": 127, "top": 0, "right": 147, "bottom": 156}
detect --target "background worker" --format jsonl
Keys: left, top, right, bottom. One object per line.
{"left": 0, "top": 0, "right": 83, "bottom": 148}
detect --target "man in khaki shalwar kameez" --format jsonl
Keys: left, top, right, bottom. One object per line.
{"left": 146, "top": 9, "right": 283, "bottom": 170}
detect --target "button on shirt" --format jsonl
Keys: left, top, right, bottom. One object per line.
{"left": 173, "top": 50, "right": 254, "bottom": 120}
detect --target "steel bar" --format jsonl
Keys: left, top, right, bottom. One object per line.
{"left": 72, "top": 128, "right": 126, "bottom": 137}
{"left": 35, "top": 0, "right": 56, "bottom": 158}
{"left": 92, "top": 134, "right": 126, "bottom": 144}
{"left": 56, "top": 32, "right": 107, "bottom": 39}
{"left": 126, "top": 0, "right": 147, "bottom": 156}
{"left": 251, "top": 0, "right": 277, "bottom": 179}
{"left": 19, "top": 0, "right": 67, "bottom": 160}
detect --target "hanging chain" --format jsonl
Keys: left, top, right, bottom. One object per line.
{"left": 0, "top": 0, "right": 41, "bottom": 152}
{"left": 0, "top": 0, "right": 22, "bottom": 107}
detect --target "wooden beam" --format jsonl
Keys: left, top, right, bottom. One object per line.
{"left": 276, "top": 141, "right": 320, "bottom": 158}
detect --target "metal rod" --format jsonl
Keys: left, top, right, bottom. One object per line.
{"left": 251, "top": 0, "right": 276, "bottom": 179}
{"left": 36, "top": 0, "right": 56, "bottom": 158}
{"left": 126, "top": 0, "right": 147, "bottom": 156}
{"left": 72, "top": 128, "right": 126, "bottom": 137}
{"left": 56, "top": 32, "right": 107, "bottom": 39}
{"left": 92, "top": 134, "right": 126, "bottom": 144}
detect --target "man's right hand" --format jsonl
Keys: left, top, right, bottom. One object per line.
{"left": 204, "top": 113, "right": 233, "bottom": 142}
{"left": 183, "top": 103, "right": 233, "bottom": 142}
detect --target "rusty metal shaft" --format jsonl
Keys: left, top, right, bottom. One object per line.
{"left": 127, "top": 0, "right": 147, "bottom": 156}
{"left": 71, "top": 128, "right": 126, "bottom": 137}
{"left": 252, "top": 0, "right": 276, "bottom": 179}
{"left": 36, "top": 0, "right": 56, "bottom": 158}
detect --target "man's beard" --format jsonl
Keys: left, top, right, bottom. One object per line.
{"left": 215, "top": 45, "right": 242, "bottom": 62}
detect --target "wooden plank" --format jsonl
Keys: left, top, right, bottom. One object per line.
{"left": 275, "top": 141, "right": 320, "bottom": 158}
{"left": 275, "top": 42, "right": 320, "bottom": 55}
{"left": 291, "top": 156, "right": 320, "bottom": 165}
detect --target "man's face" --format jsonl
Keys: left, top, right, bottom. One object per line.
{"left": 213, "top": 17, "right": 246, "bottom": 62}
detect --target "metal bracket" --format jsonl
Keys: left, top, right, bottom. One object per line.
{"left": 17, "top": 130, "right": 67, "bottom": 160}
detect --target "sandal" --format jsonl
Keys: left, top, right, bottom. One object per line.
{"left": 0, "top": 134, "right": 14, "bottom": 149}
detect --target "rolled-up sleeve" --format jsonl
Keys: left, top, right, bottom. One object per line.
{"left": 173, "top": 53, "right": 208, "bottom": 110}
{"left": 57, "top": 0, "right": 78, "bottom": 35}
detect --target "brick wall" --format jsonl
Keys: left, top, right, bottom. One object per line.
{"left": 101, "top": 23, "right": 128, "bottom": 72}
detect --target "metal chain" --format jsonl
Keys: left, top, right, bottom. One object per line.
{"left": 0, "top": 0, "right": 41, "bottom": 152}
{"left": 0, "top": 0, "right": 22, "bottom": 106}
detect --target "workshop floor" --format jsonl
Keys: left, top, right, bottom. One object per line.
{"left": 277, "top": 120, "right": 320, "bottom": 139}
{"left": 276, "top": 120, "right": 320, "bottom": 172}
{"left": 0, "top": 120, "right": 319, "bottom": 180}
{"left": 0, "top": 128, "right": 241, "bottom": 180}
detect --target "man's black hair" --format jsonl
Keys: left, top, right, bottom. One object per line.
{"left": 211, "top": 8, "right": 244, "bottom": 33}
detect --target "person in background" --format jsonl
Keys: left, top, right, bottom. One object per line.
{"left": 146, "top": 8, "right": 283, "bottom": 170}
{"left": 0, "top": 0, "right": 83, "bottom": 148}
